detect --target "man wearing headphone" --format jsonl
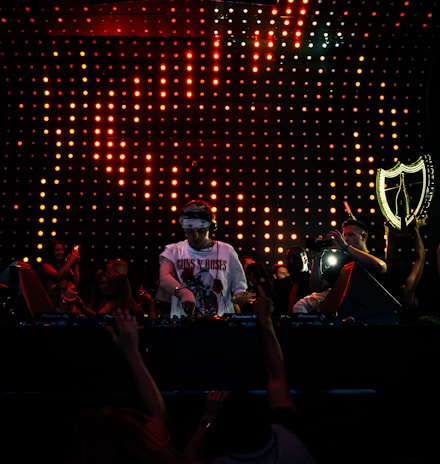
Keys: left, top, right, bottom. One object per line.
{"left": 158, "top": 199, "right": 256, "bottom": 318}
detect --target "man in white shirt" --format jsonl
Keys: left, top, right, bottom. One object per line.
{"left": 158, "top": 199, "right": 255, "bottom": 318}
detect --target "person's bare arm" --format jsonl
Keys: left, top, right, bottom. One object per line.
{"left": 401, "top": 216, "right": 426, "bottom": 308}
{"left": 159, "top": 259, "right": 196, "bottom": 314}
{"left": 343, "top": 244, "right": 387, "bottom": 275}
{"left": 75, "top": 296, "right": 97, "bottom": 317}
{"left": 253, "top": 286, "right": 295, "bottom": 411}
{"left": 107, "top": 308, "right": 168, "bottom": 426}
{"left": 71, "top": 261, "right": 80, "bottom": 286}
{"left": 405, "top": 216, "right": 426, "bottom": 291}
{"left": 158, "top": 259, "right": 181, "bottom": 294}
{"left": 41, "top": 255, "right": 79, "bottom": 283}
{"left": 328, "top": 229, "right": 387, "bottom": 275}
{"left": 309, "top": 251, "right": 330, "bottom": 292}
{"left": 183, "top": 389, "right": 227, "bottom": 463}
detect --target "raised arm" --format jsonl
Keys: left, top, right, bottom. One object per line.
{"left": 40, "top": 250, "right": 80, "bottom": 284}
{"left": 183, "top": 389, "right": 227, "bottom": 463}
{"left": 107, "top": 308, "right": 168, "bottom": 426}
{"left": 401, "top": 215, "right": 426, "bottom": 308}
{"left": 253, "top": 286, "right": 295, "bottom": 411}
{"left": 159, "top": 258, "right": 196, "bottom": 314}
{"left": 328, "top": 228, "right": 387, "bottom": 275}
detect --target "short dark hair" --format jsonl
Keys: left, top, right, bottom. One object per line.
{"left": 179, "top": 199, "right": 217, "bottom": 232}
{"left": 286, "top": 245, "right": 306, "bottom": 257}
{"left": 342, "top": 218, "right": 369, "bottom": 236}
{"left": 272, "top": 263, "right": 287, "bottom": 274}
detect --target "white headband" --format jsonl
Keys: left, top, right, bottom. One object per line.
{"left": 181, "top": 218, "right": 211, "bottom": 229}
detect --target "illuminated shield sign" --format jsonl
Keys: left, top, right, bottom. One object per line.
{"left": 376, "top": 154, "right": 434, "bottom": 231}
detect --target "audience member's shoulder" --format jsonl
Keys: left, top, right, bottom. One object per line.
{"left": 272, "top": 423, "right": 317, "bottom": 464}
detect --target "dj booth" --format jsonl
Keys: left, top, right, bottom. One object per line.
{"left": 0, "top": 259, "right": 437, "bottom": 394}
{"left": 1, "top": 313, "right": 439, "bottom": 394}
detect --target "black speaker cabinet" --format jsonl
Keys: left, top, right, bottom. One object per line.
{"left": 320, "top": 261, "right": 402, "bottom": 325}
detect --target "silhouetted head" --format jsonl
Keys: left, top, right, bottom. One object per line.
{"left": 216, "top": 391, "right": 272, "bottom": 454}
{"left": 286, "top": 246, "right": 309, "bottom": 275}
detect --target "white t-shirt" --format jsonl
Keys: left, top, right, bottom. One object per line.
{"left": 291, "top": 289, "right": 331, "bottom": 313}
{"left": 159, "top": 239, "right": 247, "bottom": 318}
{"left": 212, "top": 423, "right": 317, "bottom": 464}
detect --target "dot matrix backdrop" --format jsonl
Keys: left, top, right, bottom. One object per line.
{"left": 1, "top": 0, "right": 439, "bottom": 291}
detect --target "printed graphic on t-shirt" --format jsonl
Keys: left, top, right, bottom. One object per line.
{"left": 176, "top": 258, "right": 227, "bottom": 271}
{"left": 179, "top": 267, "right": 222, "bottom": 317}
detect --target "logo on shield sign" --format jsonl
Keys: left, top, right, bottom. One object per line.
{"left": 376, "top": 154, "right": 434, "bottom": 231}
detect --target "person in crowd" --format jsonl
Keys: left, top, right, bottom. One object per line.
{"left": 0, "top": 283, "right": 10, "bottom": 319}
{"left": 384, "top": 214, "right": 427, "bottom": 320}
{"left": 309, "top": 218, "right": 387, "bottom": 294}
{"left": 246, "top": 262, "right": 274, "bottom": 298}
{"left": 272, "top": 246, "right": 312, "bottom": 317}
{"left": 106, "top": 258, "right": 129, "bottom": 275}
{"left": 291, "top": 289, "right": 332, "bottom": 315}
{"left": 294, "top": 218, "right": 387, "bottom": 316}
{"left": 39, "top": 239, "right": 81, "bottom": 291}
{"left": 239, "top": 255, "right": 255, "bottom": 272}
{"left": 68, "top": 308, "right": 188, "bottom": 464}
{"left": 233, "top": 255, "right": 257, "bottom": 313}
{"left": 153, "top": 278, "right": 172, "bottom": 318}
{"left": 105, "top": 258, "right": 157, "bottom": 318}
{"left": 48, "top": 279, "right": 96, "bottom": 316}
{"left": 158, "top": 199, "right": 255, "bottom": 318}
{"left": 137, "top": 283, "right": 158, "bottom": 319}
{"left": 98, "top": 272, "right": 144, "bottom": 318}
{"left": 272, "top": 263, "right": 290, "bottom": 281}
{"left": 237, "top": 261, "right": 275, "bottom": 314}
{"left": 88, "top": 268, "right": 113, "bottom": 313}
{"left": 183, "top": 286, "right": 317, "bottom": 464}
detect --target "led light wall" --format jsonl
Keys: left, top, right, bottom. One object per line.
{"left": 0, "top": 0, "right": 439, "bottom": 290}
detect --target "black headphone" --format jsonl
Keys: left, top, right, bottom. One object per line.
{"left": 179, "top": 199, "right": 218, "bottom": 232}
